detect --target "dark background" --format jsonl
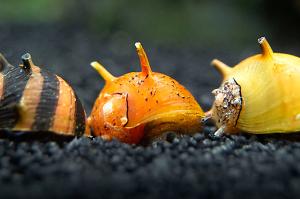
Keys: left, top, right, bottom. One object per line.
{"left": 1, "top": 0, "right": 300, "bottom": 113}
{"left": 1, "top": 0, "right": 300, "bottom": 198}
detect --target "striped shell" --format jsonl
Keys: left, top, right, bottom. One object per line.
{"left": 87, "top": 42, "right": 204, "bottom": 144}
{"left": 0, "top": 53, "right": 86, "bottom": 137}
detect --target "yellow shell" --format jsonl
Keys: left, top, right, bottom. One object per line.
{"left": 207, "top": 37, "right": 300, "bottom": 136}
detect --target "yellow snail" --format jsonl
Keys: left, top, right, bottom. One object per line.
{"left": 87, "top": 42, "right": 204, "bottom": 144}
{"left": 206, "top": 37, "right": 300, "bottom": 136}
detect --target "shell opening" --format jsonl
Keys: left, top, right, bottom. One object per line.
{"left": 211, "top": 78, "right": 242, "bottom": 133}
{"left": 135, "top": 42, "right": 152, "bottom": 76}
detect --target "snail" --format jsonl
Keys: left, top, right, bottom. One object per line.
{"left": 206, "top": 37, "right": 300, "bottom": 136}
{"left": 0, "top": 53, "right": 87, "bottom": 137}
{"left": 87, "top": 42, "right": 204, "bottom": 144}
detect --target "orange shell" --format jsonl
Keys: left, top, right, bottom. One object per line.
{"left": 88, "top": 42, "right": 204, "bottom": 144}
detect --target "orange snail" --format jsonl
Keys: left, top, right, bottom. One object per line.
{"left": 0, "top": 53, "right": 87, "bottom": 137}
{"left": 206, "top": 37, "right": 300, "bottom": 136}
{"left": 87, "top": 42, "right": 204, "bottom": 144}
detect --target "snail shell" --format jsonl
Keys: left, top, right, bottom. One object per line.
{"left": 207, "top": 37, "right": 300, "bottom": 136}
{"left": 0, "top": 53, "right": 86, "bottom": 137}
{"left": 88, "top": 42, "right": 204, "bottom": 144}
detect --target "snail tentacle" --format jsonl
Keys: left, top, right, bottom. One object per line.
{"left": 135, "top": 42, "right": 152, "bottom": 76}
{"left": 211, "top": 59, "right": 231, "bottom": 78}
{"left": 91, "top": 61, "right": 116, "bottom": 82}
{"left": 258, "top": 37, "right": 273, "bottom": 59}
{"left": 21, "top": 53, "right": 34, "bottom": 71}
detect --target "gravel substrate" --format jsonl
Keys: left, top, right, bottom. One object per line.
{"left": 1, "top": 129, "right": 300, "bottom": 199}
{"left": 1, "top": 24, "right": 300, "bottom": 199}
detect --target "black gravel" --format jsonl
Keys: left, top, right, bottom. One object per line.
{"left": 1, "top": 24, "right": 300, "bottom": 199}
{"left": 1, "top": 131, "right": 300, "bottom": 199}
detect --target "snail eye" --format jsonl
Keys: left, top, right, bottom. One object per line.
{"left": 102, "top": 93, "right": 128, "bottom": 127}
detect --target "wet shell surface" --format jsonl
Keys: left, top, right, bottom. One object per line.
{"left": 207, "top": 37, "right": 300, "bottom": 136}
{"left": 0, "top": 53, "right": 86, "bottom": 137}
{"left": 88, "top": 42, "right": 204, "bottom": 144}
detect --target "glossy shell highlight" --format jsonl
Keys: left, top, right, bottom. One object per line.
{"left": 88, "top": 42, "right": 204, "bottom": 144}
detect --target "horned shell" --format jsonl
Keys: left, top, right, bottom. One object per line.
{"left": 0, "top": 53, "right": 87, "bottom": 137}
{"left": 88, "top": 42, "right": 204, "bottom": 144}
{"left": 207, "top": 37, "right": 300, "bottom": 136}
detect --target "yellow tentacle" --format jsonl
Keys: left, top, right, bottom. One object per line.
{"left": 91, "top": 61, "right": 116, "bottom": 82}
{"left": 211, "top": 59, "right": 232, "bottom": 78}
{"left": 258, "top": 37, "right": 274, "bottom": 59}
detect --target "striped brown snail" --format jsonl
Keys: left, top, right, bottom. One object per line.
{"left": 0, "top": 53, "right": 87, "bottom": 137}
{"left": 206, "top": 37, "right": 300, "bottom": 136}
{"left": 87, "top": 42, "right": 204, "bottom": 144}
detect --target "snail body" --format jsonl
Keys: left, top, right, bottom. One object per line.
{"left": 208, "top": 37, "right": 300, "bottom": 136}
{"left": 0, "top": 53, "right": 86, "bottom": 137}
{"left": 88, "top": 42, "right": 204, "bottom": 144}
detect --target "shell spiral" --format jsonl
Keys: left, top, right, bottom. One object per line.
{"left": 208, "top": 37, "right": 300, "bottom": 136}
{"left": 0, "top": 53, "right": 86, "bottom": 137}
